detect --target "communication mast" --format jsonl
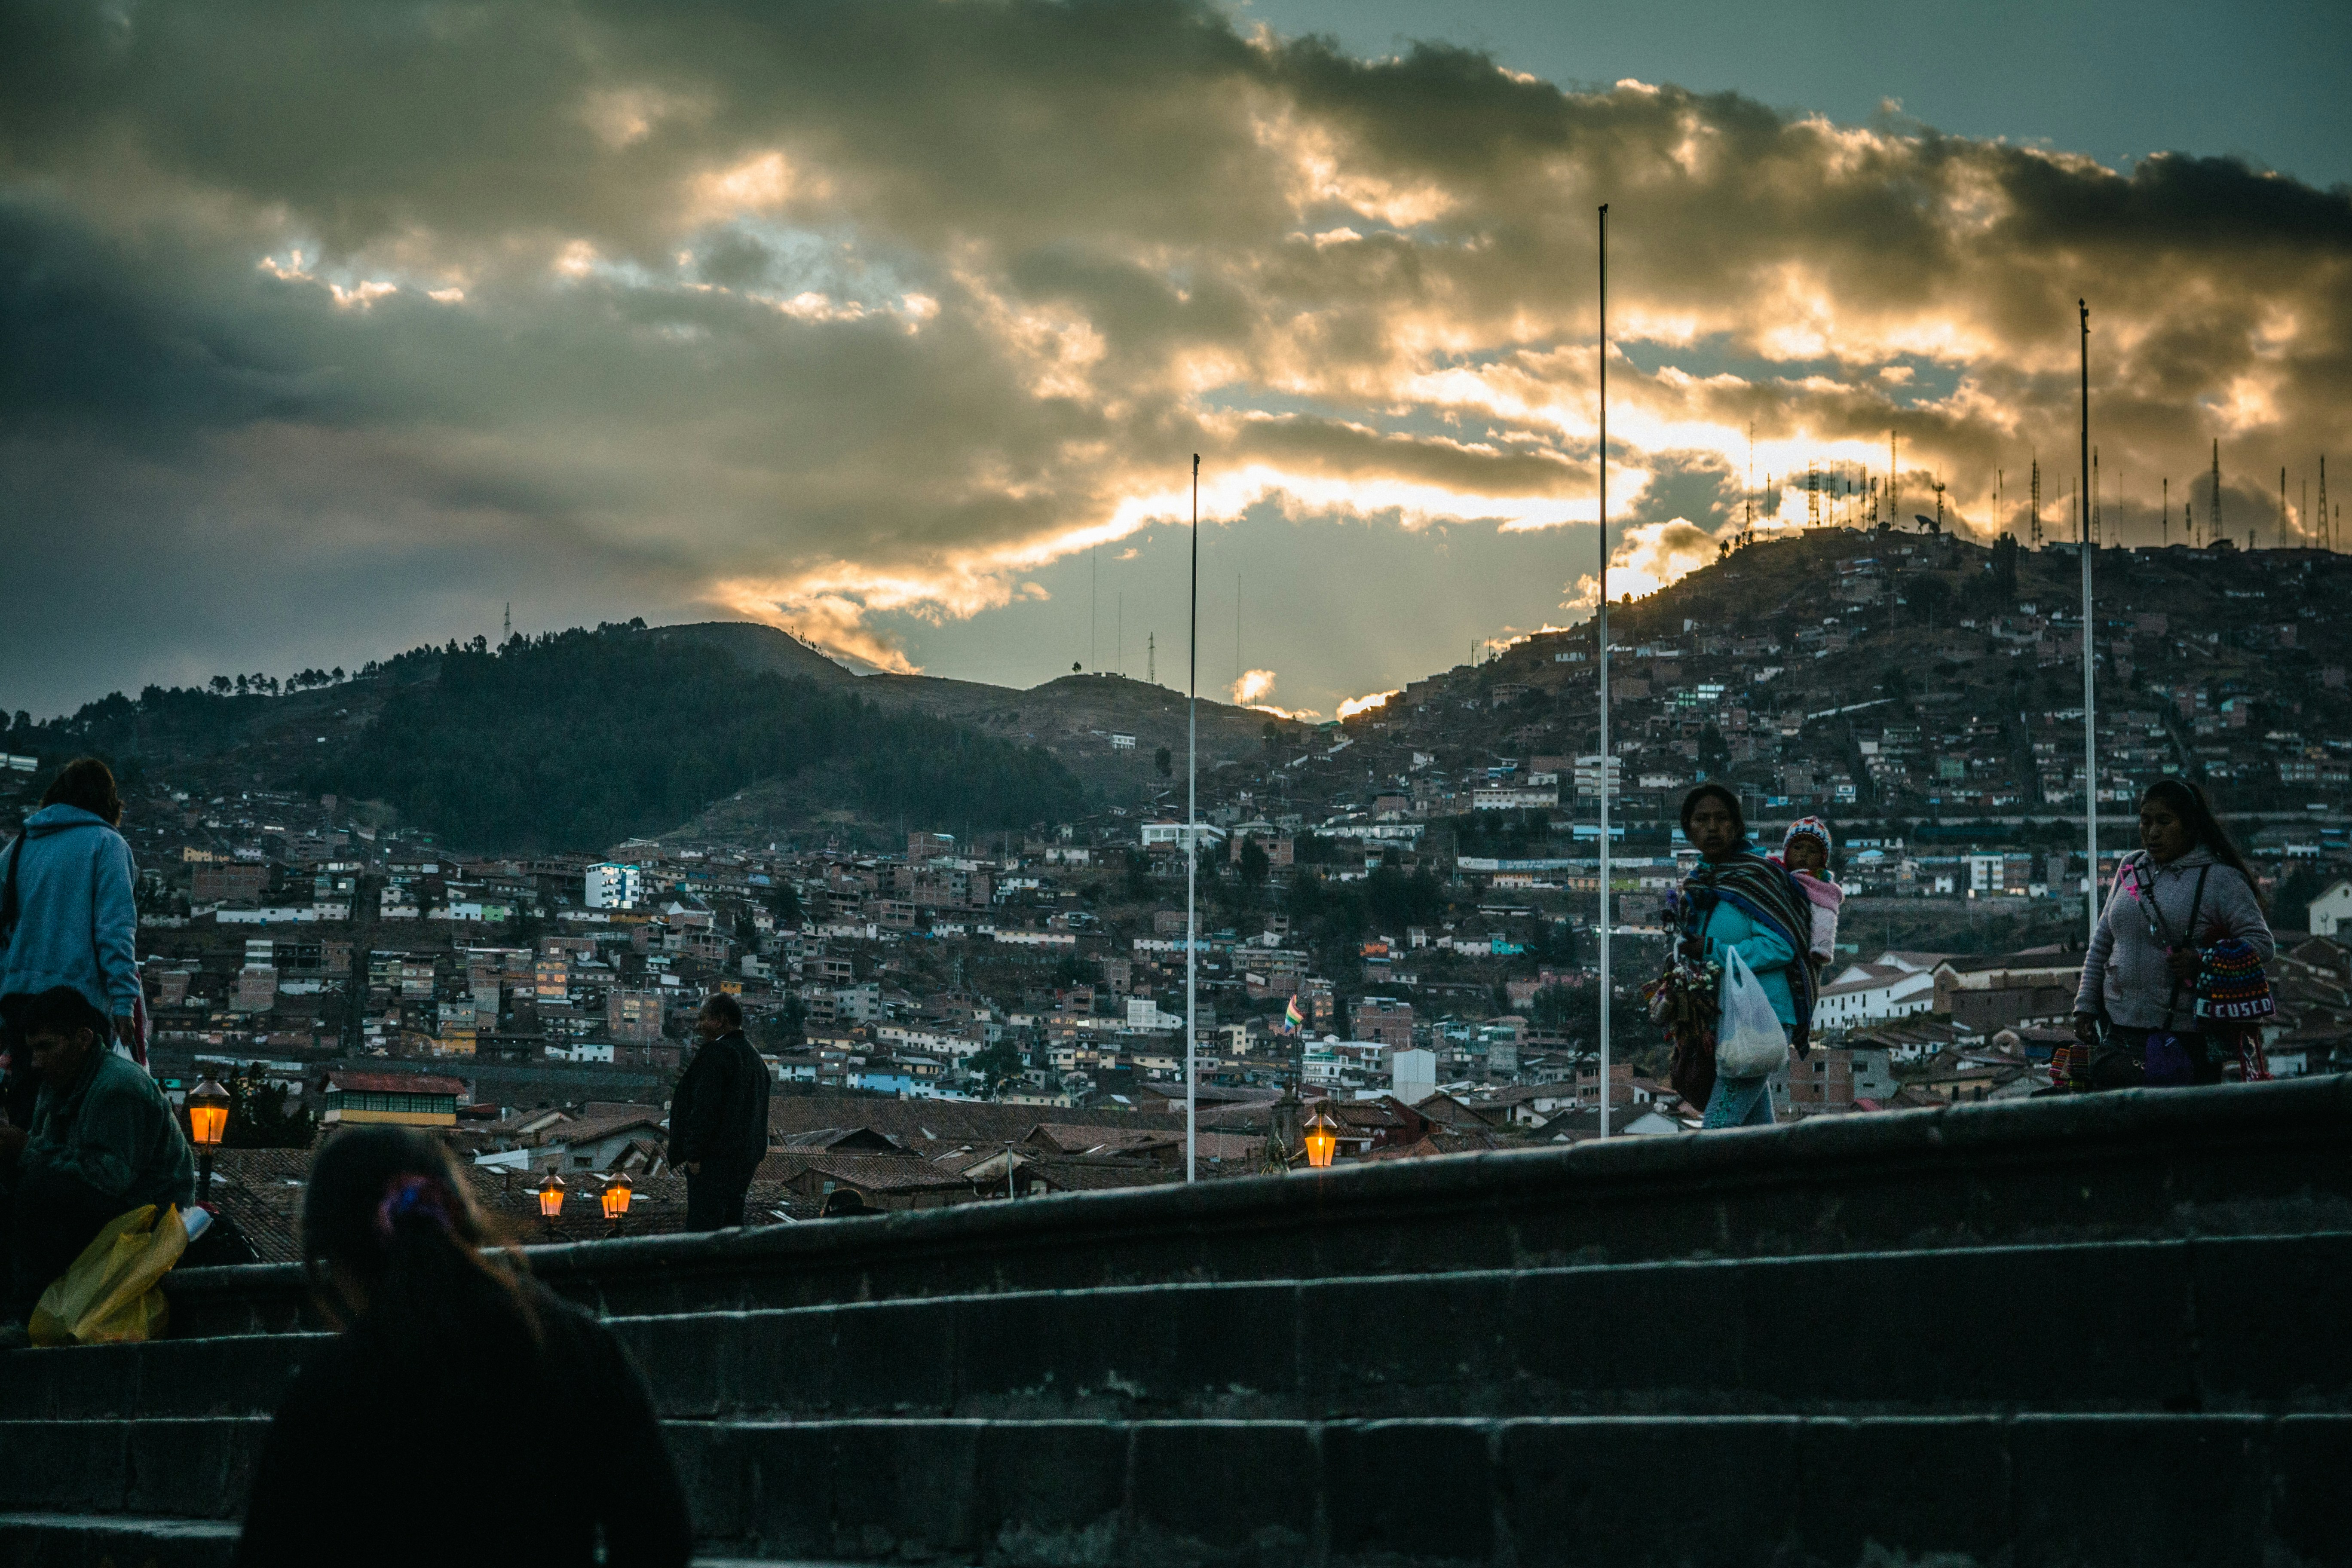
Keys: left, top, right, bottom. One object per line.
{"left": 2030, "top": 455, "right": 2042, "bottom": 548}
{"left": 2162, "top": 477, "right": 2169, "bottom": 547}
{"left": 2211, "top": 441, "right": 2223, "bottom": 544}
{"left": 1807, "top": 462, "right": 1819, "bottom": 528}
{"left": 2321, "top": 456, "right": 2331, "bottom": 551}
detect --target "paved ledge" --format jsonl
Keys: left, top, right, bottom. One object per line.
{"left": 163, "top": 1075, "right": 2352, "bottom": 1338}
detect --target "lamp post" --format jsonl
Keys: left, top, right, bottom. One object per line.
{"left": 186, "top": 1075, "right": 230, "bottom": 1203}
{"left": 1304, "top": 1106, "right": 1338, "bottom": 1170}
{"left": 599, "top": 1173, "right": 633, "bottom": 1236}
{"left": 535, "top": 1172, "right": 565, "bottom": 1240}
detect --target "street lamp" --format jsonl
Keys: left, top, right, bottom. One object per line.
{"left": 600, "top": 1173, "right": 633, "bottom": 1235}
{"left": 1304, "top": 1106, "right": 1338, "bottom": 1170}
{"left": 186, "top": 1075, "right": 230, "bottom": 1203}
{"left": 534, "top": 1172, "right": 565, "bottom": 1238}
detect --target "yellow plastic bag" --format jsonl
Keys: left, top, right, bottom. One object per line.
{"left": 29, "top": 1203, "right": 188, "bottom": 1347}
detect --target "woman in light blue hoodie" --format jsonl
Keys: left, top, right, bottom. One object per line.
{"left": 0, "top": 758, "right": 143, "bottom": 1065}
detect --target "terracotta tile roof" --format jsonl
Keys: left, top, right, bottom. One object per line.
{"left": 327, "top": 1071, "right": 468, "bottom": 1096}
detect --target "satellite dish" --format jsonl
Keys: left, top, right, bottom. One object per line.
{"left": 1914, "top": 514, "right": 1938, "bottom": 531}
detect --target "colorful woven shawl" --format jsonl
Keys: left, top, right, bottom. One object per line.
{"left": 1680, "top": 846, "right": 1819, "bottom": 1054}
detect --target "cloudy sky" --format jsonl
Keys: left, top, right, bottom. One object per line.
{"left": 4, "top": 0, "right": 2348, "bottom": 721}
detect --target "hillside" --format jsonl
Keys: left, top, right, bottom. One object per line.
{"left": 12, "top": 527, "right": 2346, "bottom": 852}
{"left": 5, "top": 619, "right": 1305, "bottom": 852}
{"left": 1327, "top": 527, "right": 2352, "bottom": 827}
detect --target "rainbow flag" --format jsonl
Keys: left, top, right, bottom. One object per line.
{"left": 1280, "top": 995, "right": 1307, "bottom": 1035}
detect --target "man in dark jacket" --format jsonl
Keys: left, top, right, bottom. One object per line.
{"left": 666, "top": 993, "right": 770, "bottom": 1231}
{"left": 0, "top": 986, "right": 194, "bottom": 1342}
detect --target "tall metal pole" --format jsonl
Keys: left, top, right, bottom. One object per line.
{"left": 2079, "top": 302, "right": 2098, "bottom": 949}
{"left": 1596, "top": 204, "right": 1612, "bottom": 1139}
{"left": 1185, "top": 454, "right": 1200, "bottom": 1183}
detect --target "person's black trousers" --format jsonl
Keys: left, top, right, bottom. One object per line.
{"left": 6, "top": 1162, "right": 128, "bottom": 1323}
{"left": 684, "top": 1169, "right": 751, "bottom": 1232}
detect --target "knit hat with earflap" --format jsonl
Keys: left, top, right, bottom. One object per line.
{"left": 1782, "top": 816, "right": 1833, "bottom": 856}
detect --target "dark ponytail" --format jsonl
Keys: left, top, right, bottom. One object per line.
{"left": 301, "top": 1126, "right": 539, "bottom": 1364}
{"left": 2141, "top": 778, "right": 2266, "bottom": 914}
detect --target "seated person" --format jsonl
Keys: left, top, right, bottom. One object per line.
{"left": 0, "top": 986, "right": 193, "bottom": 1344}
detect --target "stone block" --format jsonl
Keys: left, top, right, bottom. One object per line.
{"left": 2009, "top": 1414, "right": 2270, "bottom": 1568}
{"left": 824, "top": 1419, "right": 984, "bottom": 1560}
{"left": 1499, "top": 1416, "right": 1801, "bottom": 1566}
{"left": 1303, "top": 1273, "right": 1511, "bottom": 1418}
{"left": 2190, "top": 1234, "right": 2352, "bottom": 1403}
{"left": 131, "top": 1335, "right": 310, "bottom": 1419}
{"left": 1323, "top": 1419, "right": 1493, "bottom": 1566}
{"left": 977, "top": 1419, "right": 1130, "bottom": 1563}
{"left": 0, "top": 1419, "right": 129, "bottom": 1512}
{"left": 1130, "top": 1420, "right": 1316, "bottom": 1565}
{"left": 733, "top": 1419, "right": 842, "bottom": 1559}
{"left": 2263, "top": 1415, "right": 2352, "bottom": 1562}
{"left": 1792, "top": 1415, "right": 2010, "bottom": 1564}
{"left": 125, "top": 1417, "right": 266, "bottom": 1519}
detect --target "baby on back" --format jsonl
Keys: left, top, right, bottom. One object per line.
{"left": 1773, "top": 816, "right": 1842, "bottom": 965}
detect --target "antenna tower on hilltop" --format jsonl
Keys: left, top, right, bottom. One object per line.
{"left": 2162, "top": 477, "right": 2169, "bottom": 547}
{"left": 1746, "top": 423, "right": 1756, "bottom": 535}
{"left": 1890, "top": 430, "right": 1899, "bottom": 527}
{"left": 1807, "top": 462, "right": 1819, "bottom": 528}
{"left": 2211, "top": 441, "right": 2223, "bottom": 545}
{"left": 503, "top": 602, "right": 511, "bottom": 640}
{"left": 2030, "top": 455, "right": 2043, "bottom": 548}
{"left": 2321, "top": 456, "right": 2331, "bottom": 551}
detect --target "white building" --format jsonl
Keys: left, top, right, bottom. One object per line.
{"left": 1390, "top": 1046, "right": 1437, "bottom": 1103}
{"left": 1811, "top": 959, "right": 1939, "bottom": 1032}
{"left": 1140, "top": 821, "right": 1229, "bottom": 851}
{"left": 585, "top": 862, "right": 643, "bottom": 909}
{"left": 2309, "top": 880, "right": 2352, "bottom": 937}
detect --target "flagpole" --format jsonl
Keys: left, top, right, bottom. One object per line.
{"left": 2079, "top": 303, "right": 2098, "bottom": 948}
{"left": 1186, "top": 453, "right": 1200, "bottom": 1184}
{"left": 1597, "top": 203, "right": 1612, "bottom": 1139}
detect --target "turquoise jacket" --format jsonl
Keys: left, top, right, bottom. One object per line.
{"left": 26, "top": 1046, "right": 194, "bottom": 1209}
{"left": 0, "top": 805, "right": 142, "bottom": 1017}
{"left": 1698, "top": 894, "right": 1801, "bottom": 1030}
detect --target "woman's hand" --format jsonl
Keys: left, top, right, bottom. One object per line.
{"left": 2073, "top": 1012, "right": 2100, "bottom": 1044}
{"left": 2166, "top": 947, "right": 2201, "bottom": 984}
{"left": 1678, "top": 935, "right": 1706, "bottom": 962}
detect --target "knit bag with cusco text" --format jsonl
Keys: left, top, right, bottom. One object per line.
{"left": 2194, "top": 938, "right": 2274, "bottom": 1024}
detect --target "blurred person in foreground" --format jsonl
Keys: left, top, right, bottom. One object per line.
{"left": 667, "top": 992, "right": 770, "bottom": 1231}
{"left": 234, "top": 1126, "right": 691, "bottom": 1567}
{"left": 0, "top": 986, "right": 192, "bottom": 1348}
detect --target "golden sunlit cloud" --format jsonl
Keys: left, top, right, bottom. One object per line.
{"left": 1231, "top": 669, "right": 1279, "bottom": 704}
{"left": 4, "top": 0, "right": 2345, "bottom": 713}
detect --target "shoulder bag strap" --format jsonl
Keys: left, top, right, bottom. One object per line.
{"left": 2159, "top": 865, "right": 2211, "bottom": 1031}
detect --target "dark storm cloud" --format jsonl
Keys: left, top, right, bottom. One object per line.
{"left": 0, "top": 0, "right": 2346, "bottom": 712}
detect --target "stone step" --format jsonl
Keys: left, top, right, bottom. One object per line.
{"left": 4, "top": 1414, "right": 2343, "bottom": 1567}
{"left": 0, "top": 1515, "right": 846, "bottom": 1568}
{"left": 17, "top": 1232, "right": 2347, "bottom": 1426}
{"left": 157, "top": 1076, "right": 2352, "bottom": 1340}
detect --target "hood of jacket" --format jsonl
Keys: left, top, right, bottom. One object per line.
{"left": 22, "top": 804, "right": 116, "bottom": 837}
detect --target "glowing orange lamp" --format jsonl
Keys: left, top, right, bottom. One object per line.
{"left": 187, "top": 1075, "right": 230, "bottom": 1202}
{"left": 600, "top": 1172, "right": 634, "bottom": 1232}
{"left": 534, "top": 1172, "right": 565, "bottom": 1236}
{"left": 1304, "top": 1106, "right": 1338, "bottom": 1169}
{"left": 186, "top": 1075, "right": 230, "bottom": 1148}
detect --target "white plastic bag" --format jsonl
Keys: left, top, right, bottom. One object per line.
{"left": 1716, "top": 946, "right": 1791, "bottom": 1079}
